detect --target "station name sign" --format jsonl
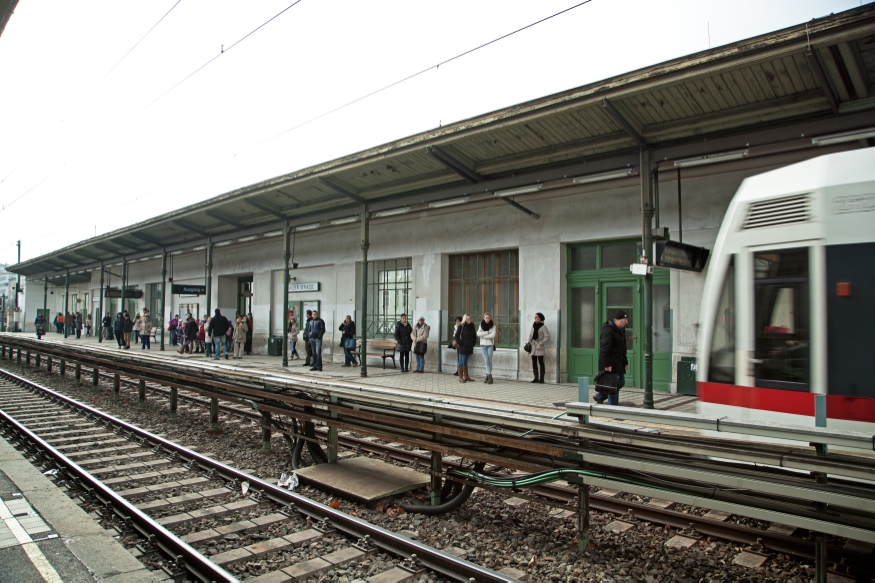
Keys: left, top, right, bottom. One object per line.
{"left": 104, "top": 288, "right": 144, "bottom": 299}
{"left": 288, "top": 282, "right": 319, "bottom": 293}
{"left": 654, "top": 241, "right": 710, "bottom": 272}
{"left": 171, "top": 284, "right": 206, "bottom": 295}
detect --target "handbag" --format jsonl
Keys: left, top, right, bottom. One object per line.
{"left": 523, "top": 342, "right": 532, "bottom": 353}
{"left": 593, "top": 370, "right": 619, "bottom": 396}
{"left": 343, "top": 337, "right": 356, "bottom": 349}
{"left": 413, "top": 341, "right": 427, "bottom": 355}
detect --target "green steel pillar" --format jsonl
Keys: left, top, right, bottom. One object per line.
{"left": 205, "top": 240, "right": 213, "bottom": 315}
{"left": 64, "top": 271, "right": 70, "bottom": 338}
{"left": 359, "top": 206, "right": 370, "bottom": 378}
{"left": 98, "top": 264, "right": 104, "bottom": 343}
{"left": 160, "top": 250, "right": 167, "bottom": 350}
{"left": 640, "top": 148, "right": 654, "bottom": 410}
{"left": 282, "top": 221, "right": 291, "bottom": 367}
{"left": 43, "top": 277, "right": 47, "bottom": 321}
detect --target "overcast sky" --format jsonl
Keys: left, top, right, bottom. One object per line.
{"left": 0, "top": 0, "right": 868, "bottom": 265}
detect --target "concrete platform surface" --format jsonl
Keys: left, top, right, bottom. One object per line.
{"left": 0, "top": 433, "right": 160, "bottom": 582}
{"left": 295, "top": 457, "right": 429, "bottom": 503}
{"left": 2, "top": 332, "right": 697, "bottom": 415}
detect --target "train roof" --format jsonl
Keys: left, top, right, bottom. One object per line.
{"left": 735, "top": 148, "right": 875, "bottom": 202}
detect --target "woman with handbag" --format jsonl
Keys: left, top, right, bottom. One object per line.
{"left": 476, "top": 312, "right": 497, "bottom": 384}
{"left": 411, "top": 317, "right": 430, "bottom": 373}
{"left": 526, "top": 312, "right": 550, "bottom": 383}
{"left": 339, "top": 315, "right": 357, "bottom": 367}
{"left": 394, "top": 314, "right": 413, "bottom": 373}
{"left": 454, "top": 314, "right": 477, "bottom": 383}
{"left": 450, "top": 316, "right": 462, "bottom": 376}
{"left": 288, "top": 315, "right": 300, "bottom": 360}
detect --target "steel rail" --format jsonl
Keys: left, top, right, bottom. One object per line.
{"left": 0, "top": 395, "right": 239, "bottom": 582}
{"left": 0, "top": 367, "right": 514, "bottom": 583}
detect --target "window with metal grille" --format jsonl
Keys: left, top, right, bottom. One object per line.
{"left": 448, "top": 251, "right": 519, "bottom": 347}
{"left": 364, "top": 258, "right": 412, "bottom": 339}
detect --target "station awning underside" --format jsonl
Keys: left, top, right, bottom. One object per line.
{"left": 10, "top": 5, "right": 875, "bottom": 280}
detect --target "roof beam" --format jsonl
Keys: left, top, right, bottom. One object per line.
{"left": 129, "top": 232, "right": 164, "bottom": 246}
{"left": 74, "top": 249, "right": 105, "bottom": 262}
{"left": 244, "top": 198, "right": 286, "bottom": 219}
{"left": 426, "top": 146, "right": 484, "bottom": 183}
{"left": 205, "top": 210, "right": 246, "bottom": 229}
{"left": 93, "top": 242, "right": 127, "bottom": 255}
{"left": 602, "top": 99, "right": 648, "bottom": 149}
{"left": 316, "top": 177, "right": 367, "bottom": 204}
{"left": 171, "top": 219, "right": 212, "bottom": 237}
{"left": 499, "top": 197, "right": 540, "bottom": 220}
{"left": 806, "top": 48, "right": 839, "bottom": 114}
{"left": 836, "top": 41, "right": 869, "bottom": 99}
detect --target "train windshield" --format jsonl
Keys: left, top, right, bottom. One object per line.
{"left": 753, "top": 248, "right": 810, "bottom": 391}
{"left": 707, "top": 257, "right": 735, "bottom": 383}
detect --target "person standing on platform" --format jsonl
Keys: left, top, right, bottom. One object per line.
{"left": 203, "top": 314, "right": 213, "bottom": 358}
{"left": 34, "top": 313, "right": 46, "bottom": 339}
{"left": 133, "top": 312, "right": 141, "bottom": 344}
{"left": 309, "top": 310, "right": 325, "bottom": 371}
{"left": 301, "top": 310, "right": 313, "bottom": 367}
{"left": 339, "top": 315, "right": 357, "bottom": 367}
{"left": 207, "top": 309, "right": 230, "bottom": 360}
{"left": 477, "top": 312, "right": 497, "bottom": 384}
{"left": 85, "top": 313, "right": 93, "bottom": 337}
{"left": 113, "top": 313, "right": 125, "bottom": 348}
{"left": 455, "top": 314, "right": 477, "bottom": 383}
{"left": 140, "top": 309, "right": 152, "bottom": 349}
{"left": 287, "top": 315, "right": 300, "bottom": 360}
{"left": 55, "top": 313, "right": 62, "bottom": 334}
{"left": 103, "top": 312, "right": 113, "bottom": 340}
{"left": 233, "top": 315, "right": 248, "bottom": 359}
{"left": 122, "top": 312, "right": 134, "bottom": 349}
{"left": 168, "top": 314, "right": 179, "bottom": 346}
{"left": 395, "top": 314, "right": 413, "bottom": 373}
{"left": 75, "top": 312, "right": 83, "bottom": 339}
{"left": 451, "top": 316, "right": 462, "bottom": 376}
{"left": 411, "top": 316, "right": 430, "bottom": 373}
{"left": 527, "top": 312, "right": 549, "bottom": 384}
{"left": 595, "top": 310, "right": 629, "bottom": 405}
{"left": 245, "top": 312, "right": 254, "bottom": 355}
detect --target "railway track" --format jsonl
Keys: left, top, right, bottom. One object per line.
{"left": 0, "top": 368, "right": 513, "bottom": 582}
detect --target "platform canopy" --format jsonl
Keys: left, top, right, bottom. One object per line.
{"left": 9, "top": 5, "right": 875, "bottom": 280}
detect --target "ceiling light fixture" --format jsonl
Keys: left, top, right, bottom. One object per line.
{"left": 572, "top": 168, "right": 639, "bottom": 185}
{"left": 214, "top": 240, "right": 232, "bottom": 247}
{"left": 296, "top": 223, "right": 321, "bottom": 231}
{"left": 493, "top": 184, "right": 542, "bottom": 198}
{"left": 192, "top": 245, "right": 206, "bottom": 251}
{"left": 263, "top": 230, "right": 283, "bottom": 237}
{"left": 330, "top": 216, "right": 359, "bottom": 225}
{"left": 170, "top": 250, "right": 184, "bottom": 256}
{"left": 811, "top": 127, "right": 875, "bottom": 146}
{"left": 673, "top": 149, "right": 749, "bottom": 168}
{"left": 374, "top": 207, "right": 411, "bottom": 218}
{"left": 429, "top": 197, "right": 470, "bottom": 209}
{"left": 237, "top": 235, "right": 258, "bottom": 242}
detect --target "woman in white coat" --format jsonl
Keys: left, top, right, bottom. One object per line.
{"left": 527, "top": 312, "right": 550, "bottom": 383}
{"left": 476, "top": 312, "right": 497, "bottom": 384}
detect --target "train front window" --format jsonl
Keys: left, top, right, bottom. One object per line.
{"left": 753, "top": 248, "right": 810, "bottom": 391}
{"left": 707, "top": 257, "right": 735, "bottom": 383}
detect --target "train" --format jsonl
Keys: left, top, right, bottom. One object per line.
{"left": 696, "top": 146, "right": 875, "bottom": 433}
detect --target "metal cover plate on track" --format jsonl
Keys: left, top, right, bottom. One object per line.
{"left": 703, "top": 510, "right": 732, "bottom": 521}
{"left": 766, "top": 523, "right": 796, "bottom": 536}
{"left": 665, "top": 535, "right": 697, "bottom": 549}
{"left": 604, "top": 520, "right": 635, "bottom": 533}
{"left": 733, "top": 550, "right": 769, "bottom": 568}
{"left": 295, "top": 457, "right": 428, "bottom": 503}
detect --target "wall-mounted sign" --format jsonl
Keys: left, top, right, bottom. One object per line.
{"left": 654, "top": 241, "right": 710, "bottom": 273}
{"left": 172, "top": 284, "right": 206, "bottom": 295}
{"left": 104, "top": 288, "right": 144, "bottom": 299}
{"left": 289, "top": 282, "right": 319, "bottom": 293}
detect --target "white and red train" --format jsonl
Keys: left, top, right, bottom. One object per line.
{"left": 697, "top": 146, "right": 875, "bottom": 433}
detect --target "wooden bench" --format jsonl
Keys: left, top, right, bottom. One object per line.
{"left": 351, "top": 339, "right": 398, "bottom": 369}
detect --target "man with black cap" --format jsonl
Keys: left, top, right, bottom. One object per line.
{"left": 596, "top": 310, "right": 629, "bottom": 405}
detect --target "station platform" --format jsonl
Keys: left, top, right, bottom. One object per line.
{"left": 4, "top": 331, "right": 697, "bottom": 415}
{"left": 0, "top": 432, "right": 158, "bottom": 582}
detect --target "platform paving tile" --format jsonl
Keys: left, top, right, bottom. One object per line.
{"left": 282, "top": 557, "right": 332, "bottom": 582}
{"left": 367, "top": 566, "right": 415, "bottom": 583}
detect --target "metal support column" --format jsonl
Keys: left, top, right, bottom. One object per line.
{"left": 15, "top": 240, "right": 20, "bottom": 315}
{"left": 261, "top": 411, "right": 272, "bottom": 452}
{"left": 25, "top": 350, "right": 30, "bottom": 366}
{"left": 113, "top": 373, "right": 120, "bottom": 399}
{"left": 138, "top": 379, "right": 146, "bottom": 408}
{"left": 121, "top": 258, "right": 127, "bottom": 315}
{"left": 282, "top": 221, "right": 291, "bottom": 367}
{"left": 169, "top": 387, "right": 178, "bottom": 417}
{"left": 74, "top": 363, "right": 81, "bottom": 385}
{"left": 327, "top": 395, "right": 338, "bottom": 463}
{"left": 64, "top": 271, "right": 70, "bottom": 338}
{"left": 35, "top": 353, "right": 40, "bottom": 368}
{"left": 431, "top": 413, "right": 443, "bottom": 506}
{"left": 43, "top": 277, "right": 47, "bottom": 322}
{"left": 677, "top": 168, "right": 683, "bottom": 243}
{"left": 160, "top": 251, "right": 167, "bottom": 350}
{"left": 92, "top": 367, "right": 99, "bottom": 388}
{"left": 98, "top": 264, "right": 104, "bottom": 343}
{"left": 359, "top": 206, "right": 370, "bottom": 378}
{"left": 59, "top": 359, "right": 65, "bottom": 376}
{"left": 205, "top": 240, "right": 213, "bottom": 315}
{"left": 577, "top": 482, "right": 591, "bottom": 553}
{"left": 206, "top": 398, "right": 222, "bottom": 434}
{"left": 813, "top": 395, "right": 829, "bottom": 582}
{"left": 640, "top": 149, "right": 655, "bottom": 409}
{"left": 46, "top": 356, "right": 52, "bottom": 373}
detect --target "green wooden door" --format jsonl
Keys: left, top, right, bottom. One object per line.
{"left": 601, "top": 282, "right": 638, "bottom": 388}
{"left": 568, "top": 285, "right": 598, "bottom": 382}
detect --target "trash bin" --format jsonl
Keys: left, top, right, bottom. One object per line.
{"left": 676, "top": 356, "right": 697, "bottom": 395}
{"left": 267, "top": 336, "right": 284, "bottom": 356}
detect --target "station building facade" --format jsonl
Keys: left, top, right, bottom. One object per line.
{"left": 12, "top": 6, "right": 875, "bottom": 391}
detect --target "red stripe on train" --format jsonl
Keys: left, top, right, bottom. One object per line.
{"left": 697, "top": 382, "right": 875, "bottom": 423}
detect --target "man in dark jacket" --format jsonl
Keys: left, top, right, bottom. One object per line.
{"left": 309, "top": 310, "right": 326, "bottom": 371}
{"left": 34, "top": 314, "right": 46, "bottom": 339}
{"left": 207, "top": 308, "right": 231, "bottom": 360}
{"left": 113, "top": 313, "right": 125, "bottom": 348}
{"left": 596, "top": 310, "right": 629, "bottom": 405}
{"left": 122, "top": 312, "right": 134, "bottom": 349}
{"left": 301, "top": 310, "right": 313, "bottom": 367}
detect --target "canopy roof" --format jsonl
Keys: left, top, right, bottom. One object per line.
{"left": 10, "top": 4, "right": 875, "bottom": 279}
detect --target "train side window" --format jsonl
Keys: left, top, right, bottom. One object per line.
{"left": 753, "top": 248, "right": 810, "bottom": 391}
{"left": 707, "top": 257, "right": 735, "bottom": 383}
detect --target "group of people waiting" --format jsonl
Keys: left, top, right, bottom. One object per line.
{"left": 52, "top": 312, "right": 92, "bottom": 338}
{"left": 167, "top": 310, "right": 252, "bottom": 360}
{"left": 102, "top": 310, "right": 153, "bottom": 349}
